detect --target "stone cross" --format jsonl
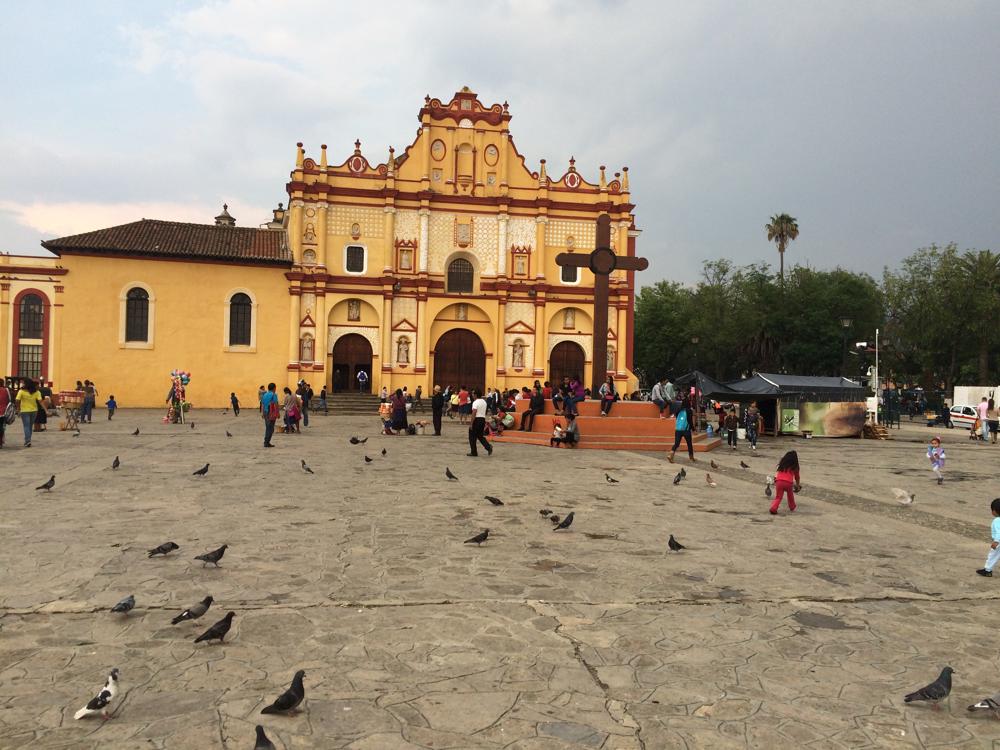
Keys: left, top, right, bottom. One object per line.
{"left": 556, "top": 214, "right": 648, "bottom": 396}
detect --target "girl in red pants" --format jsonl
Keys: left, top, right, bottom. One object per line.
{"left": 770, "top": 450, "right": 800, "bottom": 515}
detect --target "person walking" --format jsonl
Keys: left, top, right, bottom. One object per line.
{"left": 769, "top": 450, "right": 801, "bottom": 515}
{"left": 927, "top": 436, "right": 946, "bottom": 485}
{"left": 81, "top": 379, "right": 97, "bottom": 423}
{"left": 431, "top": 385, "right": 445, "bottom": 436}
{"left": 667, "top": 396, "right": 696, "bottom": 463}
{"left": 15, "top": 378, "right": 44, "bottom": 447}
{"left": 467, "top": 389, "right": 493, "bottom": 456}
{"left": 105, "top": 394, "right": 118, "bottom": 420}
{"left": 978, "top": 397, "right": 990, "bottom": 442}
{"left": 257, "top": 385, "right": 266, "bottom": 415}
{"left": 976, "top": 498, "right": 1000, "bottom": 577}
{"left": 457, "top": 385, "right": 471, "bottom": 425}
{"left": 319, "top": 386, "right": 328, "bottom": 415}
{"left": 412, "top": 385, "right": 424, "bottom": 413}
{"left": 650, "top": 377, "right": 669, "bottom": 419}
{"left": 519, "top": 385, "right": 546, "bottom": 431}
{"left": 230, "top": 392, "right": 240, "bottom": 416}
{"left": 389, "top": 388, "right": 408, "bottom": 434}
{"left": 988, "top": 398, "right": 998, "bottom": 445}
{"left": 356, "top": 369, "right": 369, "bottom": 393}
{"left": 599, "top": 376, "right": 617, "bottom": 416}
{"left": 744, "top": 401, "right": 761, "bottom": 451}
{"left": 0, "top": 378, "right": 10, "bottom": 449}
{"left": 296, "top": 381, "right": 310, "bottom": 428}
{"left": 724, "top": 408, "right": 740, "bottom": 450}
{"left": 261, "top": 382, "right": 278, "bottom": 447}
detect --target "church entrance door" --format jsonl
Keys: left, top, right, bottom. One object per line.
{"left": 549, "top": 340, "right": 586, "bottom": 386}
{"left": 433, "top": 329, "right": 485, "bottom": 392}
{"left": 331, "top": 333, "right": 373, "bottom": 392}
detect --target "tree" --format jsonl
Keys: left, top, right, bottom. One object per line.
{"left": 956, "top": 249, "right": 1000, "bottom": 383}
{"left": 765, "top": 213, "right": 799, "bottom": 282}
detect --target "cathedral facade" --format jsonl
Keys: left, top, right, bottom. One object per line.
{"left": 4, "top": 89, "right": 642, "bottom": 407}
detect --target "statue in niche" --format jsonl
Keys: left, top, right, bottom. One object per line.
{"left": 512, "top": 341, "right": 525, "bottom": 369}
{"left": 347, "top": 299, "right": 361, "bottom": 321}
{"left": 607, "top": 347, "right": 616, "bottom": 372}
{"left": 400, "top": 248, "right": 413, "bottom": 270}
{"left": 397, "top": 337, "right": 410, "bottom": 365}
{"left": 563, "top": 308, "right": 575, "bottom": 329}
{"left": 456, "top": 304, "right": 468, "bottom": 321}
{"left": 303, "top": 223, "right": 316, "bottom": 242}
{"left": 301, "top": 335, "right": 314, "bottom": 363}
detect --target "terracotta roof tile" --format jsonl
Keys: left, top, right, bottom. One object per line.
{"left": 42, "top": 219, "right": 291, "bottom": 265}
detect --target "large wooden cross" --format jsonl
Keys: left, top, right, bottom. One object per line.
{"left": 556, "top": 214, "right": 648, "bottom": 396}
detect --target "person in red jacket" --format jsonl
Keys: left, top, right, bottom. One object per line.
{"left": 770, "top": 450, "right": 801, "bottom": 515}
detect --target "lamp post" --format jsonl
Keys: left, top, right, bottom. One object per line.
{"left": 691, "top": 335, "right": 700, "bottom": 371}
{"left": 839, "top": 316, "right": 853, "bottom": 377}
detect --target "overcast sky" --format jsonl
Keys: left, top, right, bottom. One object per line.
{"left": 1, "top": 1, "right": 997, "bottom": 284}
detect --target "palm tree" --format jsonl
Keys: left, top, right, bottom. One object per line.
{"left": 765, "top": 213, "right": 799, "bottom": 282}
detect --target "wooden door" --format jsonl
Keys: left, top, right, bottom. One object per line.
{"left": 549, "top": 341, "right": 585, "bottom": 387}
{"left": 331, "top": 334, "right": 373, "bottom": 392}
{"left": 433, "top": 329, "right": 485, "bottom": 392}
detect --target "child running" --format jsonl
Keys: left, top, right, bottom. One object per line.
{"left": 769, "top": 450, "right": 800, "bottom": 515}
{"left": 927, "top": 436, "right": 945, "bottom": 485}
{"left": 976, "top": 498, "right": 1000, "bottom": 578}
{"left": 105, "top": 394, "right": 117, "bottom": 420}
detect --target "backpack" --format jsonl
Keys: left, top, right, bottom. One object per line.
{"left": 675, "top": 409, "right": 689, "bottom": 431}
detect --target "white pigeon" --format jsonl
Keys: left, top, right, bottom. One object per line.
{"left": 967, "top": 692, "right": 1000, "bottom": 715}
{"left": 891, "top": 488, "right": 915, "bottom": 505}
{"left": 74, "top": 668, "right": 120, "bottom": 720}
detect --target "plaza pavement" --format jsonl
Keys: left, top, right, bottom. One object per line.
{"left": 1, "top": 410, "right": 1000, "bottom": 749}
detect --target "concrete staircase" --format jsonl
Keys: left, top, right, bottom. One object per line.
{"left": 493, "top": 399, "right": 722, "bottom": 452}
{"left": 324, "top": 392, "right": 383, "bottom": 416}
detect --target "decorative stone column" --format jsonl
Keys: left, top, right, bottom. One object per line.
{"left": 383, "top": 207, "right": 396, "bottom": 272}
{"left": 497, "top": 215, "right": 508, "bottom": 277}
{"left": 315, "top": 202, "right": 328, "bottom": 267}
{"left": 534, "top": 216, "right": 547, "bottom": 279}
{"left": 532, "top": 299, "right": 547, "bottom": 376}
{"left": 288, "top": 291, "right": 301, "bottom": 369}
{"left": 418, "top": 209, "right": 430, "bottom": 272}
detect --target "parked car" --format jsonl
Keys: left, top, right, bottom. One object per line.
{"left": 948, "top": 404, "right": 979, "bottom": 430}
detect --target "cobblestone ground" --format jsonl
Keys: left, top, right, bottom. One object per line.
{"left": 1, "top": 411, "right": 1000, "bottom": 748}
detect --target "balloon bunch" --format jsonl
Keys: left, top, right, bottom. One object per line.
{"left": 170, "top": 369, "right": 192, "bottom": 385}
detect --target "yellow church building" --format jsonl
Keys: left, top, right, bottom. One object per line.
{"left": 4, "top": 88, "right": 643, "bottom": 407}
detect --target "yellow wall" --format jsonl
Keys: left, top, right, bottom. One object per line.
{"left": 56, "top": 255, "right": 290, "bottom": 408}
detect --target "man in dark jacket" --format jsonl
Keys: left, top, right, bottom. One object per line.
{"left": 431, "top": 385, "right": 445, "bottom": 436}
{"left": 519, "top": 386, "right": 546, "bottom": 432}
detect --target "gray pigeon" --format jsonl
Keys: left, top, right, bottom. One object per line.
{"left": 904, "top": 666, "right": 954, "bottom": 705}
{"left": 225, "top": 430, "right": 232, "bottom": 438}
{"left": 147, "top": 541, "right": 179, "bottom": 558}
{"left": 193, "top": 463, "right": 209, "bottom": 476}
{"left": 36, "top": 475, "right": 55, "bottom": 492}
{"left": 445, "top": 467, "right": 458, "bottom": 481}
{"left": 485, "top": 495, "right": 504, "bottom": 506}
{"left": 110, "top": 595, "right": 134, "bottom": 614}
{"left": 672, "top": 472, "right": 683, "bottom": 485}
{"left": 553, "top": 512, "right": 575, "bottom": 531}
{"left": 194, "top": 544, "right": 227, "bottom": 567}
{"left": 261, "top": 670, "right": 306, "bottom": 714}
{"left": 112, "top": 456, "right": 120, "bottom": 470}
{"left": 301, "top": 459, "right": 314, "bottom": 474}
{"left": 967, "top": 692, "right": 1000, "bottom": 714}
{"left": 668, "top": 534, "right": 685, "bottom": 552}
{"left": 194, "top": 611, "right": 235, "bottom": 644}
{"left": 464, "top": 529, "right": 489, "bottom": 545}
{"left": 605, "top": 473, "right": 619, "bottom": 484}
{"left": 254, "top": 725, "right": 277, "bottom": 750}
{"left": 171, "top": 596, "right": 213, "bottom": 625}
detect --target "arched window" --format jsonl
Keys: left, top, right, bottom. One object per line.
{"left": 18, "top": 294, "right": 43, "bottom": 338}
{"left": 448, "top": 258, "right": 474, "bottom": 293}
{"left": 125, "top": 288, "right": 149, "bottom": 342}
{"left": 229, "top": 293, "right": 252, "bottom": 346}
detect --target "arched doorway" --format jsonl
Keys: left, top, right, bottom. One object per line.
{"left": 331, "top": 333, "right": 373, "bottom": 392}
{"left": 433, "top": 329, "right": 485, "bottom": 392}
{"left": 549, "top": 340, "right": 585, "bottom": 387}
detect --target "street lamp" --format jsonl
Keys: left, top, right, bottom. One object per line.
{"left": 839, "top": 316, "right": 852, "bottom": 377}
{"left": 691, "top": 335, "right": 700, "bottom": 371}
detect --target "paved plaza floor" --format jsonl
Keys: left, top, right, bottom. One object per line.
{"left": 2, "top": 410, "right": 1000, "bottom": 748}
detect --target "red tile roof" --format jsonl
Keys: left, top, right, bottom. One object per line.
{"left": 42, "top": 219, "right": 291, "bottom": 265}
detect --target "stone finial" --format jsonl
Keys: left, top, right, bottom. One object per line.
{"left": 295, "top": 142, "right": 304, "bottom": 168}
{"left": 354, "top": 139, "right": 362, "bottom": 154}
{"left": 539, "top": 159, "right": 547, "bottom": 184}
{"left": 569, "top": 156, "right": 576, "bottom": 169}
{"left": 599, "top": 165, "right": 607, "bottom": 190}
{"left": 387, "top": 146, "right": 396, "bottom": 175}
{"left": 215, "top": 203, "right": 236, "bottom": 227}
{"left": 622, "top": 166, "right": 629, "bottom": 191}
{"left": 320, "top": 144, "right": 328, "bottom": 170}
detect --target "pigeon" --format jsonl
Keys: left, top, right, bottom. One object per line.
{"left": 148, "top": 541, "right": 179, "bottom": 558}
{"left": 254, "top": 725, "right": 277, "bottom": 750}
{"left": 549, "top": 515, "right": 561, "bottom": 525}
{"left": 464, "top": 529, "right": 490, "bottom": 546}
{"left": 706, "top": 473, "right": 717, "bottom": 488}
{"left": 710, "top": 460, "right": 719, "bottom": 469}
{"left": 194, "top": 545, "right": 228, "bottom": 567}
{"left": 73, "top": 432, "right": 80, "bottom": 438}
{"left": 112, "top": 456, "right": 120, "bottom": 470}
{"left": 171, "top": 596, "right": 214, "bottom": 624}
{"left": 226, "top": 430, "right": 232, "bottom": 438}
{"left": 892, "top": 488, "right": 916, "bottom": 505}
{"left": 132, "top": 427, "right": 140, "bottom": 436}
{"left": 539, "top": 509, "right": 552, "bottom": 517}
{"left": 740, "top": 461, "right": 750, "bottom": 469}
{"left": 261, "top": 669, "right": 306, "bottom": 714}
{"left": 967, "top": 692, "right": 1000, "bottom": 715}
{"left": 485, "top": 495, "right": 504, "bottom": 506}
{"left": 904, "top": 666, "right": 954, "bottom": 706}
{"left": 680, "top": 467, "right": 687, "bottom": 478}
{"left": 36, "top": 475, "right": 55, "bottom": 492}
{"left": 301, "top": 459, "right": 314, "bottom": 474}
{"left": 765, "top": 482, "right": 773, "bottom": 498}
{"left": 74, "top": 668, "right": 120, "bottom": 720}
{"left": 445, "top": 467, "right": 458, "bottom": 481}
{"left": 193, "top": 463, "right": 210, "bottom": 476}
{"left": 668, "top": 534, "right": 686, "bottom": 552}
{"left": 381, "top": 448, "right": 387, "bottom": 456}
{"left": 605, "top": 473, "right": 619, "bottom": 484}
{"left": 194, "top": 611, "right": 236, "bottom": 644}
{"left": 222, "top": 409, "right": 228, "bottom": 415}
{"left": 364, "top": 455, "right": 373, "bottom": 463}
{"left": 190, "top": 422, "right": 195, "bottom": 430}
{"left": 349, "top": 436, "right": 368, "bottom": 445}
{"left": 672, "top": 472, "right": 683, "bottom": 485}
{"left": 110, "top": 595, "right": 134, "bottom": 614}
{"left": 553, "top": 512, "right": 575, "bottom": 531}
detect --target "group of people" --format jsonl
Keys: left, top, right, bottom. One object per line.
{"left": 0, "top": 377, "right": 109, "bottom": 448}
{"left": 256, "top": 381, "right": 326, "bottom": 437}
{"left": 973, "top": 397, "right": 999, "bottom": 443}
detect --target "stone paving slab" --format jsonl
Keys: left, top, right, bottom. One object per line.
{"left": 1, "top": 410, "right": 1000, "bottom": 748}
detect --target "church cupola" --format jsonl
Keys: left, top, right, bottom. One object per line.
{"left": 214, "top": 203, "right": 236, "bottom": 227}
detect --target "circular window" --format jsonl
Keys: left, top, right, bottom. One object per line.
{"left": 565, "top": 172, "right": 581, "bottom": 189}
{"left": 484, "top": 144, "right": 499, "bottom": 166}
{"left": 431, "top": 139, "right": 446, "bottom": 162}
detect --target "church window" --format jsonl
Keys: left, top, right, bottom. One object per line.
{"left": 125, "top": 288, "right": 149, "bottom": 342}
{"left": 17, "top": 344, "right": 42, "bottom": 380}
{"left": 561, "top": 265, "right": 579, "bottom": 284}
{"left": 229, "top": 293, "right": 252, "bottom": 346}
{"left": 345, "top": 245, "right": 366, "bottom": 274}
{"left": 18, "top": 294, "right": 43, "bottom": 338}
{"left": 447, "top": 258, "right": 474, "bottom": 293}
